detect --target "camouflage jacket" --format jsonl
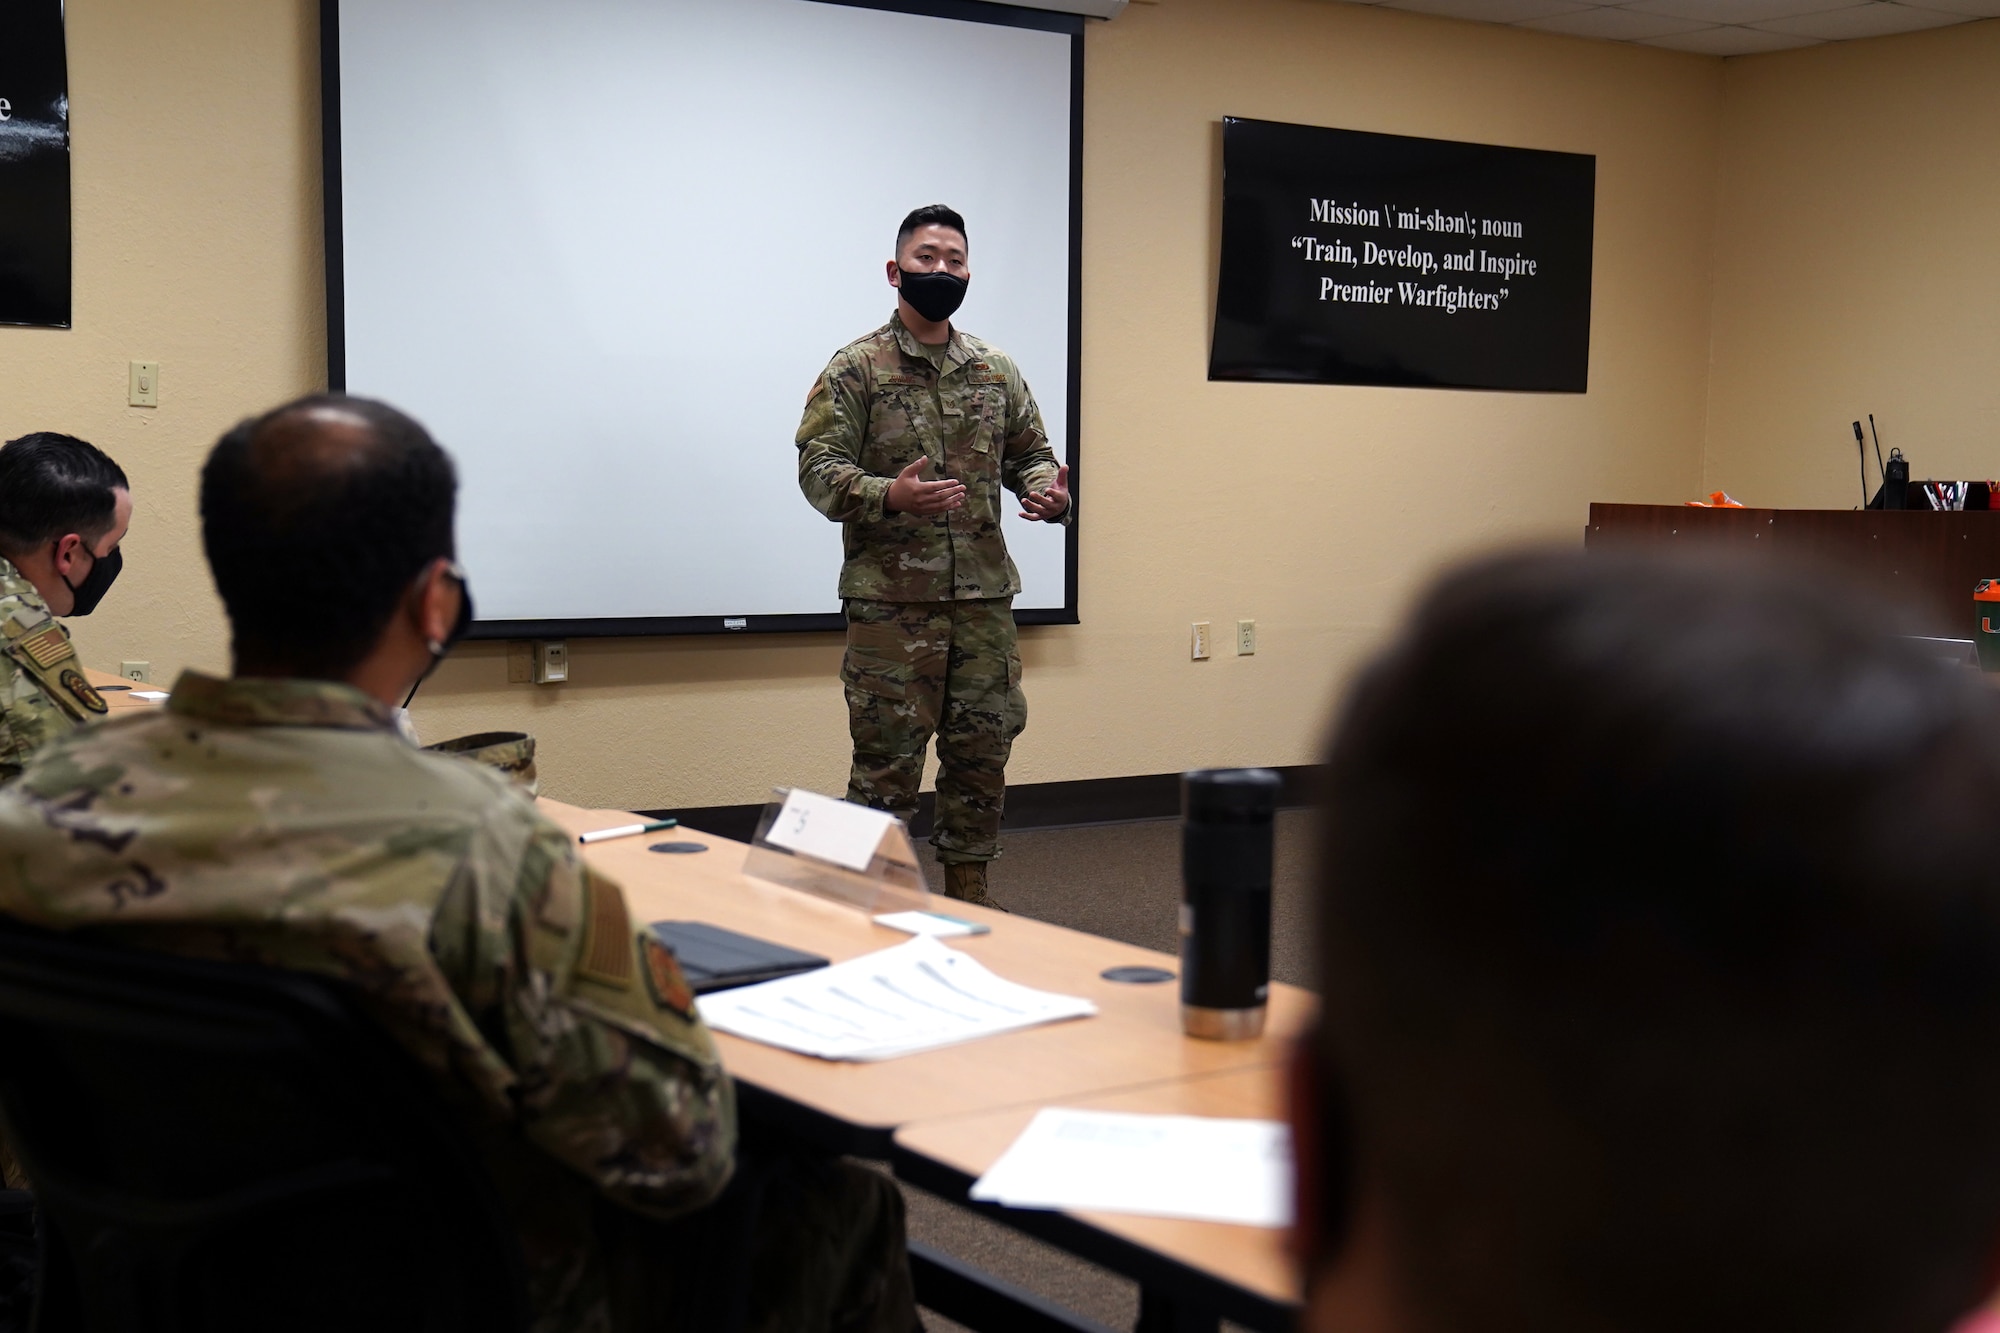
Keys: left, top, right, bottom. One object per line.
{"left": 0, "top": 672, "right": 734, "bottom": 1332}
{"left": 797, "top": 312, "right": 1066, "bottom": 602}
{"left": 0, "top": 555, "right": 105, "bottom": 781}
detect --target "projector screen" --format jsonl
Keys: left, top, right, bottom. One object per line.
{"left": 324, "top": 0, "right": 1082, "bottom": 637}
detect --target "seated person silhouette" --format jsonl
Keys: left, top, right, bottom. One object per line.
{"left": 0, "top": 395, "right": 916, "bottom": 1333}
{"left": 1291, "top": 548, "right": 2000, "bottom": 1333}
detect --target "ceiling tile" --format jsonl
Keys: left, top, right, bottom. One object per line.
{"left": 1623, "top": 0, "right": 1865, "bottom": 21}
{"left": 1379, "top": 0, "right": 1594, "bottom": 21}
{"left": 1520, "top": 6, "right": 1720, "bottom": 36}
{"left": 1642, "top": 21, "right": 1824, "bottom": 47}
{"left": 1900, "top": 0, "right": 2000, "bottom": 13}
{"left": 1755, "top": 2, "right": 1970, "bottom": 34}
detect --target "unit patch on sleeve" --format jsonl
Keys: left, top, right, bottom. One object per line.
{"left": 641, "top": 932, "right": 696, "bottom": 1019}
{"left": 58, "top": 668, "right": 108, "bottom": 715}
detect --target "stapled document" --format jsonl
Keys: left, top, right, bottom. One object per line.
{"left": 970, "top": 1108, "right": 1293, "bottom": 1228}
{"left": 696, "top": 935, "right": 1095, "bottom": 1061}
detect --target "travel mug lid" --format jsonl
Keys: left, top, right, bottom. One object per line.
{"left": 1182, "top": 768, "right": 1283, "bottom": 821}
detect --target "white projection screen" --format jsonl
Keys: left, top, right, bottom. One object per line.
{"left": 325, "top": 0, "right": 1082, "bottom": 636}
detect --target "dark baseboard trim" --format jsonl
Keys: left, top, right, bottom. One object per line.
{"left": 641, "top": 765, "right": 1319, "bottom": 844}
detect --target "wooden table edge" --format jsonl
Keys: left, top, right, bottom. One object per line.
{"left": 889, "top": 1122, "right": 1300, "bottom": 1330}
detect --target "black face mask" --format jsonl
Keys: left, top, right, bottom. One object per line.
{"left": 402, "top": 561, "right": 475, "bottom": 710}
{"left": 897, "top": 268, "right": 968, "bottom": 324}
{"left": 62, "top": 544, "right": 122, "bottom": 617}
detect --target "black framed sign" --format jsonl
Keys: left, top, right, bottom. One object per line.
{"left": 1210, "top": 117, "right": 1595, "bottom": 393}
{"left": 0, "top": 0, "right": 70, "bottom": 329}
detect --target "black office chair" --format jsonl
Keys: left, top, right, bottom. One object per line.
{"left": 0, "top": 915, "right": 528, "bottom": 1333}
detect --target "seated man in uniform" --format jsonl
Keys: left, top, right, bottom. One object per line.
{"left": 0, "top": 431, "right": 131, "bottom": 1199}
{"left": 0, "top": 395, "right": 916, "bottom": 1333}
{"left": 0, "top": 431, "right": 132, "bottom": 783}
{"left": 1290, "top": 549, "right": 2000, "bottom": 1333}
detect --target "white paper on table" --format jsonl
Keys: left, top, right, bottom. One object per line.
{"left": 970, "top": 1108, "right": 1293, "bottom": 1228}
{"left": 696, "top": 935, "right": 1095, "bottom": 1061}
{"left": 873, "top": 910, "right": 980, "bottom": 938}
{"left": 763, "top": 788, "right": 895, "bottom": 872}
{"left": 132, "top": 690, "right": 170, "bottom": 701}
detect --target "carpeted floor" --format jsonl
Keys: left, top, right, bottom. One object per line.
{"left": 898, "top": 810, "right": 1318, "bottom": 1333}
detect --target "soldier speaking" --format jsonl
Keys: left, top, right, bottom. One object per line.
{"left": 796, "top": 205, "right": 1070, "bottom": 909}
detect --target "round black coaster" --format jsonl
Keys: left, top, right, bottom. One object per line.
{"left": 649, "top": 841, "right": 709, "bottom": 854}
{"left": 1100, "top": 965, "right": 1176, "bottom": 984}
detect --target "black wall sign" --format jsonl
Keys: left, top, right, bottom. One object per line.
{"left": 1210, "top": 118, "right": 1594, "bottom": 393}
{"left": 0, "top": 1, "right": 71, "bottom": 329}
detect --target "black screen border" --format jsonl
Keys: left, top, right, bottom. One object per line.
{"left": 320, "top": 0, "right": 1084, "bottom": 639}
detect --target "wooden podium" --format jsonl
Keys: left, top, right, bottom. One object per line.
{"left": 1586, "top": 504, "right": 2000, "bottom": 640}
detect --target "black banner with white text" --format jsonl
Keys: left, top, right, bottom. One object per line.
{"left": 1210, "top": 118, "right": 1594, "bottom": 393}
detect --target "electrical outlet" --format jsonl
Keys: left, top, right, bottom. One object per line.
{"left": 128, "top": 361, "right": 159, "bottom": 408}
{"left": 507, "top": 641, "right": 533, "bottom": 684}
{"left": 533, "top": 640, "right": 568, "bottom": 684}
{"left": 1191, "top": 622, "right": 1211, "bottom": 660}
{"left": 119, "top": 660, "right": 150, "bottom": 683}
{"left": 1236, "top": 619, "right": 1256, "bottom": 656}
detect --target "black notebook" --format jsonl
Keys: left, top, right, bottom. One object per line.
{"left": 650, "top": 921, "right": 830, "bottom": 994}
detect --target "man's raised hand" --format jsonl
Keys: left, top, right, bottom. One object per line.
{"left": 1018, "top": 464, "right": 1071, "bottom": 522}
{"left": 886, "top": 458, "right": 966, "bottom": 516}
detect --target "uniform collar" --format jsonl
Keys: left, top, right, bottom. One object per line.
{"left": 889, "top": 310, "right": 970, "bottom": 373}
{"left": 0, "top": 555, "right": 52, "bottom": 619}
{"left": 166, "top": 670, "right": 397, "bottom": 731}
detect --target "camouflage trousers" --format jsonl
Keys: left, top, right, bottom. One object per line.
{"left": 842, "top": 597, "right": 1026, "bottom": 865}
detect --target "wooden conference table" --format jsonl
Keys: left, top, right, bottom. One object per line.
{"left": 893, "top": 1067, "right": 1297, "bottom": 1330}
{"left": 48, "top": 686, "right": 1305, "bottom": 1330}
{"left": 84, "top": 666, "right": 165, "bottom": 711}
{"left": 544, "top": 798, "right": 1311, "bottom": 1332}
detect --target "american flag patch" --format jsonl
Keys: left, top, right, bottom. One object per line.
{"left": 575, "top": 876, "right": 635, "bottom": 988}
{"left": 16, "top": 625, "right": 71, "bottom": 670}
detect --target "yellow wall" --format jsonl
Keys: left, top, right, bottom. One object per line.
{"left": 0, "top": 1, "right": 324, "bottom": 703}
{"left": 1704, "top": 21, "right": 2000, "bottom": 509}
{"left": 0, "top": 0, "right": 1725, "bottom": 811}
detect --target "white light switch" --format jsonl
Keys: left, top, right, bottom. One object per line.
{"left": 128, "top": 361, "right": 160, "bottom": 407}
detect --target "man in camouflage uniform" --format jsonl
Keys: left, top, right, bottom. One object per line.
{"left": 0, "top": 432, "right": 132, "bottom": 1199}
{"left": 797, "top": 205, "right": 1071, "bottom": 908}
{"left": 0, "top": 396, "right": 916, "bottom": 1333}
{"left": 0, "top": 432, "right": 133, "bottom": 784}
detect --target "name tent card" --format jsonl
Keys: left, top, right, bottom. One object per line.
{"left": 744, "top": 787, "right": 931, "bottom": 916}
{"left": 1209, "top": 117, "right": 1595, "bottom": 392}
{"left": 765, "top": 788, "right": 896, "bottom": 873}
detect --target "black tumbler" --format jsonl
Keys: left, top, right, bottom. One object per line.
{"left": 1180, "top": 767, "right": 1280, "bottom": 1040}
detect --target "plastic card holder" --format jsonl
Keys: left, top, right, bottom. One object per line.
{"left": 743, "top": 787, "right": 932, "bottom": 916}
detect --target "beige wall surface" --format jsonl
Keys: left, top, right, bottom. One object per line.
{"left": 1704, "top": 21, "right": 2000, "bottom": 508}
{"left": 0, "top": 0, "right": 1722, "bottom": 812}
{"left": 0, "top": 1, "right": 324, "bottom": 698}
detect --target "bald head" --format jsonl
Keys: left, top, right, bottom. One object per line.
{"left": 201, "top": 394, "right": 457, "bottom": 678}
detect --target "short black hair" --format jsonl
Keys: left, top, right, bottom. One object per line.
{"left": 1317, "top": 550, "right": 2000, "bottom": 1333}
{"left": 0, "top": 432, "right": 129, "bottom": 557}
{"left": 200, "top": 394, "right": 456, "bottom": 678}
{"left": 896, "top": 205, "right": 966, "bottom": 253}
